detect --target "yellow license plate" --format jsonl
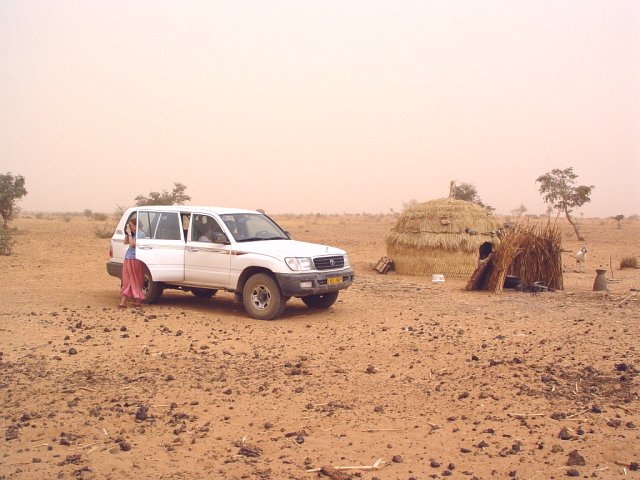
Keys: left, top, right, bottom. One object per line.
{"left": 327, "top": 276, "right": 343, "bottom": 285}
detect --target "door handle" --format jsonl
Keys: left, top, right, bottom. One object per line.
{"left": 138, "top": 245, "right": 152, "bottom": 250}
{"left": 189, "top": 247, "right": 200, "bottom": 252}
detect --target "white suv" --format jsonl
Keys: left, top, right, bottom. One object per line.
{"left": 107, "top": 206, "right": 355, "bottom": 320}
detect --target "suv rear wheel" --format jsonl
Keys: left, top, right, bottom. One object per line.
{"left": 243, "top": 273, "right": 286, "bottom": 320}
{"left": 142, "top": 267, "right": 163, "bottom": 304}
{"left": 302, "top": 292, "right": 339, "bottom": 309}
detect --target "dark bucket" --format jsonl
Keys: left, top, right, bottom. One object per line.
{"left": 504, "top": 275, "right": 521, "bottom": 289}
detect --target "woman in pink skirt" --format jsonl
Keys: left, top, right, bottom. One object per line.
{"left": 119, "top": 216, "right": 146, "bottom": 308}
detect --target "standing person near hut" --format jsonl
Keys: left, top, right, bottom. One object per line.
{"left": 118, "top": 216, "right": 146, "bottom": 308}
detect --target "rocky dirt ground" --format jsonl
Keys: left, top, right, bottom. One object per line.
{"left": 1, "top": 215, "right": 638, "bottom": 480}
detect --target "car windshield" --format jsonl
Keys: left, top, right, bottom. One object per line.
{"left": 219, "top": 213, "right": 289, "bottom": 242}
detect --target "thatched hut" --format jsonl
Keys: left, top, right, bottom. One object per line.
{"left": 386, "top": 199, "right": 501, "bottom": 277}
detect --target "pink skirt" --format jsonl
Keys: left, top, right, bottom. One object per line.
{"left": 121, "top": 259, "right": 145, "bottom": 301}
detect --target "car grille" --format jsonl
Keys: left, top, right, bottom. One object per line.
{"left": 313, "top": 256, "right": 345, "bottom": 270}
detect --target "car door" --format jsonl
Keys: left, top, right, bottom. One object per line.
{"left": 135, "top": 210, "right": 185, "bottom": 282}
{"left": 184, "top": 214, "right": 232, "bottom": 287}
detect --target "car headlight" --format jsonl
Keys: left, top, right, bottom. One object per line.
{"left": 343, "top": 255, "right": 350, "bottom": 268}
{"left": 285, "top": 257, "right": 313, "bottom": 271}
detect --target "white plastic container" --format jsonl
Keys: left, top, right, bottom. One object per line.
{"left": 432, "top": 274, "right": 445, "bottom": 283}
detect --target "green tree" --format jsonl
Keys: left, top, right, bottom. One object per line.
{"left": 449, "top": 181, "right": 493, "bottom": 211}
{"left": 536, "top": 167, "right": 594, "bottom": 241}
{"left": 0, "top": 172, "right": 28, "bottom": 229}
{"left": 134, "top": 182, "right": 191, "bottom": 206}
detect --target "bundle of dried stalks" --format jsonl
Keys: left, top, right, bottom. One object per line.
{"left": 472, "top": 222, "right": 563, "bottom": 292}
{"left": 386, "top": 198, "right": 501, "bottom": 276}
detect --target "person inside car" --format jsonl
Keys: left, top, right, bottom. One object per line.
{"left": 198, "top": 223, "right": 213, "bottom": 242}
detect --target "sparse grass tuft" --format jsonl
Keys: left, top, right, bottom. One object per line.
{"left": 620, "top": 256, "right": 639, "bottom": 269}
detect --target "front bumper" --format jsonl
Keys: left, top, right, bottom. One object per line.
{"left": 275, "top": 269, "right": 355, "bottom": 297}
{"left": 106, "top": 261, "right": 123, "bottom": 279}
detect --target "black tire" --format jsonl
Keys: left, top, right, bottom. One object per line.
{"left": 191, "top": 288, "right": 218, "bottom": 299}
{"left": 301, "top": 291, "right": 339, "bottom": 309}
{"left": 142, "top": 267, "right": 163, "bottom": 304}
{"left": 242, "top": 273, "right": 286, "bottom": 320}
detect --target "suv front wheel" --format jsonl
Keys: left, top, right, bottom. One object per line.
{"left": 243, "top": 273, "right": 286, "bottom": 320}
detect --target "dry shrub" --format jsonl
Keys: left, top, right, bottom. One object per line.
{"left": 94, "top": 223, "right": 114, "bottom": 239}
{"left": 620, "top": 256, "right": 639, "bottom": 269}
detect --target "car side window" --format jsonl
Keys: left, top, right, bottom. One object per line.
{"left": 137, "top": 211, "right": 154, "bottom": 237}
{"left": 154, "top": 212, "right": 182, "bottom": 240}
{"left": 191, "top": 214, "right": 225, "bottom": 242}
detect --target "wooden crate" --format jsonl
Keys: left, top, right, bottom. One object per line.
{"left": 374, "top": 256, "right": 394, "bottom": 274}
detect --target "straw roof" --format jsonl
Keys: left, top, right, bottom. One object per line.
{"left": 386, "top": 198, "right": 501, "bottom": 276}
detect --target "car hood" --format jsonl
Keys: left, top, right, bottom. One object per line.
{"left": 234, "top": 239, "right": 345, "bottom": 258}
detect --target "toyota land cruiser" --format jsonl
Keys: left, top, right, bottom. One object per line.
{"left": 107, "top": 206, "right": 355, "bottom": 320}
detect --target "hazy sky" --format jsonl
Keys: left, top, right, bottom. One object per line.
{"left": 2, "top": 1, "right": 639, "bottom": 216}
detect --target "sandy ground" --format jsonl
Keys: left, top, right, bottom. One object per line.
{"left": 1, "top": 214, "right": 638, "bottom": 480}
